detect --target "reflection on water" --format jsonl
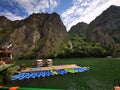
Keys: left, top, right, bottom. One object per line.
{"left": 67, "top": 83, "right": 79, "bottom": 90}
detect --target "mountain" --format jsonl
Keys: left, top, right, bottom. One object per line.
{"left": 0, "top": 13, "right": 67, "bottom": 59}
{"left": 0, "top": 16, "right": 15, "bottom": 43}
{"left": 69, "top": 22, "right": 88, "bottom": 35}
{"left": 86, "top": 5, "right": 120, "bottom": 46}
{"left": 69, "top": 5, "right": 120, "bottom": 57}
{"left": 0, "top": 5, "right": 120, "bottom": 58}
{"left": 70, "top": 5, "right": 120, "bottom": 46}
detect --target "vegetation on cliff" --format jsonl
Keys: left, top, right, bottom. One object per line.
{"left": 0, "top": 13, "right": 68, "bottom": 59}
{"left": 0, "top": 5, "right": 120, "bottom": 58}
{"left": 69, "top": 5, "right": 120, "bottom": 57}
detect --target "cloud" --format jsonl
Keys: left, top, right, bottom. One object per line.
{"left": 62, "top": 0, "right": 120, "bottom": 31}
{"left": 0, "top": 4, "right": 25, "bottom": 20}
{"left": 0, "top": 0, "right": 59, "bottom": 21}
{"left": 0, "top": 11, "right": 24, "bottom": 20}
{"left": 13, "top": 0, "right": 59, "bottom": 14}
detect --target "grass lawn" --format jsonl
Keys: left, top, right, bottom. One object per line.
{"left": 8, "top": 58, "right": 120, "bottom": 90}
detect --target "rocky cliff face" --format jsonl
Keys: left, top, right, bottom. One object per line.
{"left": 0, "top": 16, "right": 15, "bottom": 42}
{"left": 86, "top": 5, "right": 120, "bottom": 47}
{"left": 69, "top": 5, "right": 120, "bottom": 57}
{"left": 69, "top": 22, "right": 88, "bottom": 35}
{"left": 69, "top": 5, "right": 120, "bottom": 47}
{"left": 0, "top": 13, "right": 67, "bottom": 59}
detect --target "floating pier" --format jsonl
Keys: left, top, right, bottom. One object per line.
{"left": 11, "top": 64, "right": 89, "bottom": 81}
{"left": 21, "top": 64, "right": 79, "bottom": 72}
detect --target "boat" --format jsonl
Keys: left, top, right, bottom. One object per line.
{"left": 11, "top": 64, "right": 90, "bottom": 81}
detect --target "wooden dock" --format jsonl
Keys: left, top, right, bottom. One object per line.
{"left": 21, "top": 64, "right": 79, "bottom": 72}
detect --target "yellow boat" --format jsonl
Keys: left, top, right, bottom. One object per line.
{"left": 50, "top": 70, "right": 58, "bottom": 75}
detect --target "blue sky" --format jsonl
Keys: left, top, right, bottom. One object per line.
{"left": 0, "top": 0, "right": 120, "bottom": 31}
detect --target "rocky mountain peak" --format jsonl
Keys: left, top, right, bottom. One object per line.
{"left": 69, "top": 22, "right": 88, "bottom": 35}
{"left": 86, "top": 5, "right": 120, "bottom": 44}
{"left": 68, "top": 5, "right": 120, "bottom": 57}
{"left": 0, "top": 16, "right": 11, "bottom": 27}
{"left": 0, "top": 12, "right": 67, "bottom": 59}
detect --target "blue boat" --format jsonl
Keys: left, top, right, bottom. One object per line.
{"left": 40, "top": 71, "right": 46, "bottom": 77}
{"left": 11, "top": 74, "right": 19, "bottom": 81}
{"left": 45, "top": 70, "right": 53, "bottom": 76}
{"left": 31, "top": 72, "right": 38, "bottom": 79}
{"left": 18, "top": 73, "right": 28, "bottom": 80}
{"left": 55, "top": 69, "right": 66, "bottom": 75}
{"left": 36, "top": 72, "right": 42, "bottom": 78}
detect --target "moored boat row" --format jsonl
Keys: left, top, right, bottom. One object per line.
{"left": 11, "top": 67, "right": 89, "bottom": 81}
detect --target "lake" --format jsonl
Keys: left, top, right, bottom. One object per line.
{"left": 8, "top": 58, "right": 120, "bottom": 90}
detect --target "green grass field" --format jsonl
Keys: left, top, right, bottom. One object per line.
{"left": 8, "top": 58, "right": 120, "bottom": 90}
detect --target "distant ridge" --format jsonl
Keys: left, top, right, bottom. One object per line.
{"left": 69, "top": 5, "right": 120, "bottom": 57}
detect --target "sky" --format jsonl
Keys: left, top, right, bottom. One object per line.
{"left": 0, "top": 0, "right": 120, "bottom": 31}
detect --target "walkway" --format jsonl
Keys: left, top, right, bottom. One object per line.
{"left": 21, "top": 64, "right": 79, "bottom": 72}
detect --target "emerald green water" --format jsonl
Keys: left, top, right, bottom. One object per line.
{"left": 8, "top": 58, "right": 120, "bottom": 90}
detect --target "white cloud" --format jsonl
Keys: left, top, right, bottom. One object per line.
{"left": 0, "top": 0, "right": 59, "bottom": 21}
{"left": 0, "top": 9, "right": 24, "bottom": 21}
{"left": 13, "top": 0, "right": 59, "bottom": 14}
{"left": 61, "top": 0, "right": 120, "bottom": 31}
